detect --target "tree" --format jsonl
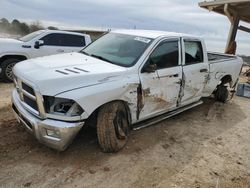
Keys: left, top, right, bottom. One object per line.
{"left": 47, "top": 26, "right": 58, "bottom": 30}
{"left": 11, "top": 19, "right": 22, "bottom": 34}
{"left": 0, "top": 18, "right": 9, "bottom": 25}
{"left": 0, "top": 18, "right": 50, "bottom": 35}
{"left": 12, "top": 19, "right": 20, "bottom": 26}
{"left": 0, "top": 18, "right": 10, "bottom": 32}
{"left": 29, "top": 20, "right": 44, "bottom": 32}
{"left": 19, "top": 22, "right": 30, "bottom": 34}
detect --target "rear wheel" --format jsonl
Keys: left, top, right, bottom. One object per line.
{"left": 1, "top": 58, "right": 21, "bottom": 82}
{"left": 96, "top": 102, "right": 130, "bottom": 152}
{"left": 215, "top": 85, "right": 229, "bottom": 103}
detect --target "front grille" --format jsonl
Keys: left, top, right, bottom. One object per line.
{"left": 23, "top": 95, "right": 38, "bottom": 111}
{"left": 15, "top": 77, "right": 40, "bottom": 115}
{"left": 22, "top": 82, "right": 35, "bottom": 96}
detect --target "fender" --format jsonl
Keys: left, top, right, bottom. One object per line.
{"left": 56, "top": 77, "right": 141, "bottom": 124}
{"left": 0, "top": 52, "right": 30, "bottom": 61}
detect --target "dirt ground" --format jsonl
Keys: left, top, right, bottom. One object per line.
{"left": 0, "top": 82, "right": 250, "bottom": 188}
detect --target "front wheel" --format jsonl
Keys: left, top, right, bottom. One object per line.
{"left": 1, "top": 58, "right": 20, "bottom": 82}
{"left": 97, "top": 102, "right": 130, "bottom": 152}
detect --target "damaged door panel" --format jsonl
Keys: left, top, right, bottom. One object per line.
{"left": 138, "top": 39, "right": 183, "bottom": 120}
{"left": 180, "top": 39, "right": 209, "bottom": 106}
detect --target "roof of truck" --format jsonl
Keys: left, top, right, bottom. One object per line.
{"left": 40, "top": 29, "right": 89, "bottom": 36}
{"left": 112, "top": 29, "right": 198, "bottom": 39}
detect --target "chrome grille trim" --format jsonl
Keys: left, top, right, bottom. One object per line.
{"left": 36, "top": 92, "right": 46, "bottom": 118}
{"left": 22, "top": 90, "right": 36, "bottom": 100}
{"left": 14, "top": 76, "right": 46, "bottom": 119}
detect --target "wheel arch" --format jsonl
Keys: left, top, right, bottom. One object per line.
{"left": 218, "top": 74, "right": 233, "bottom": 86}
{"left": 0, "top": 54, "right": 28, "bottom": 65}
{"left": 85, "top": 99, "right": 132, "bottom": 128}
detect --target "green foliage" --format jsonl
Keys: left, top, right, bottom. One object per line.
{"left": 47, "top": 26, "right": 58, "bottom": 30}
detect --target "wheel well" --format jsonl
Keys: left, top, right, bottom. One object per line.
{"left": 219, "top": 75, "right": 232, "bottom": 86}
{"left": 85, "top": 100, "right": 132, "bottom": 128}
{"left": 0, "top": 55, "right": 27, "bottom": 65}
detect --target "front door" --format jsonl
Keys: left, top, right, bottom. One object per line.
{"left": 180, "top": 39, "right": 209, "bottom": 106}
{"left": 138, "top": 39, "right": 182, "bottom": 120}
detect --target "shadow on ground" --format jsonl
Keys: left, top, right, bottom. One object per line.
{"left": 0, "top": 97, "right": 248, "bottom": 187}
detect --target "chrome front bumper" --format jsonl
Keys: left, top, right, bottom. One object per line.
{"left": 11, "top": 90, "right": 84, "bottom": 151}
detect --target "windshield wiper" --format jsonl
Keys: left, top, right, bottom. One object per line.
{"left": 90, "top": 54, "right": 114, "bottom": 64}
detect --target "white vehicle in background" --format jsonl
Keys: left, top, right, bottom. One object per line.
{"left": 12, "top": 30, "right": 243, "bottom": 152}
{"left": 0, "top": 30, "right": 91, "bottom": 82}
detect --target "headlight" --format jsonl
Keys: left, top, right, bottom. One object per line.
{"left": 44, "top": 96, "right": 84, "bottom": 118}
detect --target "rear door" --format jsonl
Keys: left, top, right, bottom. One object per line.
{"left": 138, "top": 38, "right": 182, "bottom": 120}
{"left": 180, "top": 39, "right": 209, "bottom": 106}
{"left": 59, "top": 34, "right": 86, "bottom": 53}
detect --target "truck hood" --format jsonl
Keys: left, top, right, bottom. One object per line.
{"left": 13, "top": 52, "right": 128, "bottom": 96}
{"left": 0, "top": 38, "right": 23, "bottom": 48}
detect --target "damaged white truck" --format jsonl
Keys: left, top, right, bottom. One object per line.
{"left": 12, "top": 30, "right": 243, "bottom": 152}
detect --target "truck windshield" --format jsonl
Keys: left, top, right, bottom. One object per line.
{"left": 19, "top": 30, "right": 44, "bottom": 42}
{"left": 81, "top": 33, "right": 153, "bottom": 67}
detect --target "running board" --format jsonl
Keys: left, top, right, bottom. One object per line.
{"left": 133, "top": 100, "right": 203, "bottom": 130}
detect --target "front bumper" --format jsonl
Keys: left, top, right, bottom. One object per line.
{"left": 11, "top": 90, "right": 84, "bottom": 151}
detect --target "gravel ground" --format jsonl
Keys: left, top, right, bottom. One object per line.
{"left": 0, "top": 82, "right": 250, "bottom": 188}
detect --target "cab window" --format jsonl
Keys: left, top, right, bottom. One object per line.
{"left": 40, "top": 33, "right": 85, "bottom": 47}
{"left": 149, "top": 40, "right": 179, "bottom": 69}
{"left": 184, "top": 41, "right": 203, "bottom": 65}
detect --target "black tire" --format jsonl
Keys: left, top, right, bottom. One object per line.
{"left": 97, "top": 102, "right": 130, "bottom": 153}
{"left": 215, "top": 85, "right": 229, "bottom": 103}
{"left": 0, "top": 58, "right": 20, "bottom": 82}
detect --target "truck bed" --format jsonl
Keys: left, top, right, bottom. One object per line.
{"left": 207, "top": 52, "right": 237, "bottom": 63}
{"left": 202, "top": 52, "right": 243, "bottom": 97}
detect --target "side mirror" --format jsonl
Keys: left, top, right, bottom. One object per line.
{"left": 34, "top": 40, "right": 44, "bottom": 49}
{"left": 142, "top": 61, "right": 157, "bottom": 73}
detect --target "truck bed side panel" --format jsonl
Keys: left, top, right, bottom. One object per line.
{"left": 202, "top": 56, "right": 243, "bottom": 97}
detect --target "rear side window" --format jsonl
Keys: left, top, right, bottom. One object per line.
{"left": 149, "top": 40, "right": 179, "bottom": 69}
{"left": 184, "top": 41, "right": 203, "bottom": 65}
{"left": 61, "top": 34, "right": 86, "bottom": 47}
{"left": 40, "top": 33, "right": 85, "bottom": 47}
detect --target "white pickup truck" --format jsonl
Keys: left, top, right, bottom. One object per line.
{"left": 11, "top": 30, "right": 243, "bottom": 152}
{"left": 0, "top": 30, "right": 91, "bottom": 82}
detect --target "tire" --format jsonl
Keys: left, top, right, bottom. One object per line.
{"left": 97, "top": 102, "right": 130, "bottom": 153}
{"left": 0, "top": 58, "right": 21, "bottom": 82}
{"left": 215, "top": 85, "right": 229, "bottom": 103}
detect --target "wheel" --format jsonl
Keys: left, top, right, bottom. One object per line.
{"left": 215, "top": 85, "right": 229, "bottom": 103}
{"left": 97, "top": 102, "right": 130, "bottom": 152}
{"left": 0, "top": 58, "right": 20, "bottom": 82}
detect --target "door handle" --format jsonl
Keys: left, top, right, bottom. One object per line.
{"left": 57, "top": 49, "right": 64, "bottom": 53}
{"left": 200, "top": 68, "right": 208, "bottom": 73}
